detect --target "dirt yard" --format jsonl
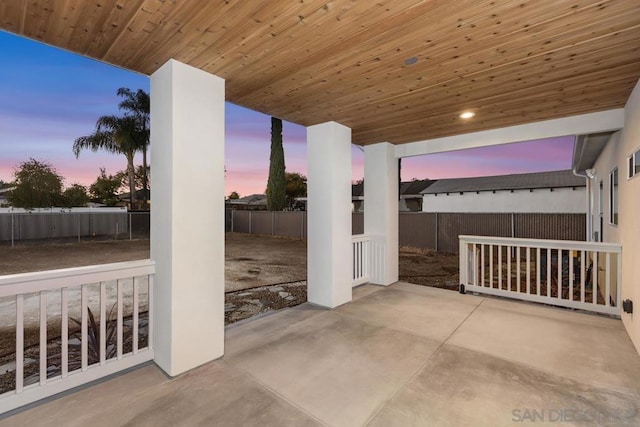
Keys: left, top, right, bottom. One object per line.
{"left": 0, "top": 233, "right": 459, "bottom": 327}
{"left": 1, "top": 233, "right": 458, "bottom": 289}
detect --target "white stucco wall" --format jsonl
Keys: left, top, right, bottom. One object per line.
{"left": 602, "top": 80, "right": 640, "bottom": 354}
{"left": 422, "top": 187, "right": 586, "bottom": 213}
{"left": 590, "top": 132, "right": 622, "bottom": 243}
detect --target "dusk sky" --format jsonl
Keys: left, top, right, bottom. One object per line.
{"left": 0, "top": 31, "right": 575, "bottom": 197}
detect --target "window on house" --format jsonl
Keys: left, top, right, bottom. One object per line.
{"left": 609, "top": 168, "right": 618, "bottom": 226}
{"left": 628, "top": 148, "right": 640, "bottom": 179}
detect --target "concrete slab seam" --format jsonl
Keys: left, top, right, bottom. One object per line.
{"left": 227, "top": 362, "right": 330, "bottom": 427}
{"left": 364, "top": 297, "right": 487, "bottom": 425}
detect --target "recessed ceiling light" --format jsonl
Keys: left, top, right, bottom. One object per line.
{"left": 404, "top": 56, "right": 418, "bottom": 65}
{"left": 460, "top": 111, "right": 475, "bottom": 119}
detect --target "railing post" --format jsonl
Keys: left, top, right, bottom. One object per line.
{"left": 11, "top": 211, "right": 14, "bottom": 247}
{"left": 435, "top": 212, "right": 439, "bottom": 252}
{"left": 617, "top": 250, "right": 622, "bottom": 309}
{"left": 15, "top": 294, "right": 23, "bottom": 392}
{"left": 459, "top": 238, "right": 467, "bottom": 289}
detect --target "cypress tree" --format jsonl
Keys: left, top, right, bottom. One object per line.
{"left": 266, "top": 117, "right": 286, "bottom": 210}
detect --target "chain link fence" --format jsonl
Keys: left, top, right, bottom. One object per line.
{"left": 0, "top": 210, "right": 150, "bottom": 246}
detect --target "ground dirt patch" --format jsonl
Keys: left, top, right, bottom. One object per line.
{"left": 398, "top": 246, "right": 460, "bottom": 291}
{"left": 0, "top": 239, "right": 151, "bottom": 275}
{"left": 225, "top": 282, "right": 307, "bottom": 324}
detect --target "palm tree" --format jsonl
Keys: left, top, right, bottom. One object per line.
{"left": 117, "top": 88, "right": 150, "bottom": 207}
{"left": 73, "top": 115, "right": 141, "bottom": 208}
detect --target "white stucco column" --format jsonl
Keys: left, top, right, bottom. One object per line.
{"left": 150, "top": 59, "right": 225, "bottom": 376}
{"left": 307, "top": 121, "right": 352, "bottom": 307}
{"left": 364, "top": 142, "right": 399, "bottom": 285}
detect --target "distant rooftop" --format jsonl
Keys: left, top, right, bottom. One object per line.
{"left": 352, "top": 179, "right": 434, "bottom": 198}
{"left": 352, "top": 183, "right": 364, "bottom": 198}
{"left": 422, "top": 170, "right": 585, "bottom": 195}
{"left": 228, "top": 194, "right": 267, "bottom": 205}
{"left": 117, "top": 188, "right": 150, "bottom": 200}
{"left": 400, "top": 179, "right": 435, "bottom": 196}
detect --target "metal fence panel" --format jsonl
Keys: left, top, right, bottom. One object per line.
{"left": 130, "top": 212, "right": 151, "bottom": 237}
{"left": 88, "top": 213, "right": 125, "bottom": 236}
{"left": 437, "top": 213, "right": 512, "bottom": 253}
{"left": 514, "top": 213, "right": 586, "bottom": 241}
{"left": 0, "top": 215, "right": 10, "bottom": 240}
{"left": 399, "top": 212, "right": 436, "bottom": 249}
{"left": 20, "top": 214, "right": 53, "bottom": 240}
{"left": 302, "top": 213, "right": 307, "bottom": 239}
{"left": 232, "top": 211, "right": 251, "bottom": 234}
{"left": 352, "top": 213, "right": 364, "bottom": 235}
{"left": 274, "top": 211, "right": 306, "bottom": 238}
{"left": 249, "top": 211, "right": 274, "bottom": 235}
{"left": 78, "top": 213, "right": 91, "bottom": 236}
{"left": 225, "top": 209, "right": 233, "bottom": 232}
{"left": 53, "top": 213, "right": 76, "bottom": 237}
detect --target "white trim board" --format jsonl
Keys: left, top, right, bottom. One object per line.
{"left": 394, "top": 109, "right": 625, "bottom": 158}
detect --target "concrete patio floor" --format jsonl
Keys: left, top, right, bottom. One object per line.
{"left": 2, "top": 282, "right": 640, "bottom": 426}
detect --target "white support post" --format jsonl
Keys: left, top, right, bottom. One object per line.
{"left": 150, "top": 59, "right": 225, "bottom": 376}
{"left": 364, "top": 142, "right": 399, "bottom": 285}
{"left": 307, "top": 121, "right": 352, "bottom": 308}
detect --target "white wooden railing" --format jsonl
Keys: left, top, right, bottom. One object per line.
{"left": 459, "top": 236, "right": 622, "bottom": 316}
{"left": 352, "top": 234, "right": 371, "bottom": 286}
{"left": 0, "top": 260, "right": 155, "bottom": 414}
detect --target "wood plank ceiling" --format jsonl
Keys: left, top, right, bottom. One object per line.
{"left": 1, "top": 0, "right": 639, "bottom": 145}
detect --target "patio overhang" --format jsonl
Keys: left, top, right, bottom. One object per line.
{"left": 3, "top": 0, "right": 640, "bottom": 414}
{"left": 1, "top": 0, "right": 639, "bottom": 145}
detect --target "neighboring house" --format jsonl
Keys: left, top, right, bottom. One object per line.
{"left": 0, "top": 185, "right": 14, "bottom": 207}
{"left": 352, "top": 180, "right": 434, "bottom": 212}
{"left": 352, "top": 182, "right": 364, "bottom": 212}
{"left": 399, "top": 179, "right": 434, "bottom": 212}
{"left": 226, "top": 194, "right": 267, "bottom": 210}
{"left": 117, "top": 189, "right": 151, "bottom": 209}
{"left": 421, "top": 170, "right": 586, "bottom": 214}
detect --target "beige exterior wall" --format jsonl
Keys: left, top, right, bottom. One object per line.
{"left": 592, "top": 79, "right": 640, "bottom": 353}
{"left": 621, "top": 81, "right": 640, "bottom": 353}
